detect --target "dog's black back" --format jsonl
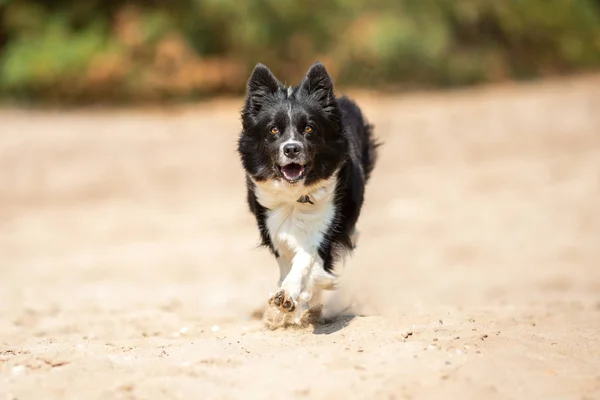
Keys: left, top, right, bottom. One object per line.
{"left": 316, "top": 96, "right": 378, "bottom": 271}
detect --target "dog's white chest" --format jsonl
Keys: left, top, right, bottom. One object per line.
{"left": 265, "top": 200, "right": 334, "bottom": 252}
{"left": 253, "top": 178, "right": 337, "bottom": 252}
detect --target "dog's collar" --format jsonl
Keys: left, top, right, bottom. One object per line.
{"left": 297, "top": 195, "right": 314, "bottom": 205}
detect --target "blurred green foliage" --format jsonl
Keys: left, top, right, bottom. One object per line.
{"left": 1, "top": 0, "right": 599, "bottom": 103}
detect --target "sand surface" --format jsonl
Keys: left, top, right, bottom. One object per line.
{"left": 1, "top": 75, "right": 599, "bottom": 399}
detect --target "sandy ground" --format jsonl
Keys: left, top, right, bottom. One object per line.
{"left": 1, "top": 75, "right": 599, "bottom": 400}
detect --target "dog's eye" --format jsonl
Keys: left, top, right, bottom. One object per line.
{"left": 270, "top": 126, "right": 280, "bottom": 135}
{"left": 304, "top": 126, "right": 313, "bottom": 134}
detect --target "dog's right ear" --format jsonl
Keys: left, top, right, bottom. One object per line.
{"left": 246, "top": 64, "right": 280, "bottom": 106}
{"left": 245, "top": 64, "right": 280, "bottom": 117}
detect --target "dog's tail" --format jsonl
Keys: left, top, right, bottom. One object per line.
{"left": 337, "top": 96, "right": 380, "bottom": 183}
{"left": 360, "top": 121, "right": 379, "bottom": 183}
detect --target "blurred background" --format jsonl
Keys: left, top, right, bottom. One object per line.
{"left": 1, "top": 0, "right": 600, "bottom": 104}
{"left": 1, "top": 2, "right": 600, "bottom": 398}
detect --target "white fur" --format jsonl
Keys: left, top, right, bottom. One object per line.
{"left": 253, "top": 173, "right": 339, "bottom": 316}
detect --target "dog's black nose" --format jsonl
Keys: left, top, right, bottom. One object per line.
{"left": 283, "top": 143, "right": 301, "bottom": 159}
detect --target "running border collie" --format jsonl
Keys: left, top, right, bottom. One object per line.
{"left": 238, "top": 62, "right": 378, "bottom": 321}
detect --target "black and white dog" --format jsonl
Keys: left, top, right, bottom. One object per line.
{"left": 238, "top": 62, "right": 378, "bottom": 321}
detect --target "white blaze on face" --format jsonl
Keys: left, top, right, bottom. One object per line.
{"left": 277, "top": 97, "right": 307, "bottom": 181}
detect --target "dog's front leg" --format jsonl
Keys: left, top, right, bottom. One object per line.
{"left": 269, "top": 248, "right": 338, "bottom": 315}
{"left": 276, "top": 251, "right": 293, "bottom": 287}
{"left": 269, "top": 248, "right": 315, "bottom": 313}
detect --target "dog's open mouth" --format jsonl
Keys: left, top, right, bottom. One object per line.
{"left": 279, "top": 163, "right": 306, "bottom": 182}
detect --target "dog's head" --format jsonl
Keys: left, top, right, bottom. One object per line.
{"left": 238, "top": 62, "right": 347, "bottom": 186}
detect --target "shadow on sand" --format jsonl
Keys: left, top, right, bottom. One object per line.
{"left": 312, "top": 314, "right": 356, "bottom": 334}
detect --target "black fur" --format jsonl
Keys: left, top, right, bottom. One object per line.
{"left": 238, "top": 62, "right": 378, "bottom": 272}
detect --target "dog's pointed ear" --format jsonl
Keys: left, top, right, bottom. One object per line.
{"left": 247, "top": 63, "right": 279, "bottom": 97}
{"left": 245, "top": 63, "right": 280, "bottom": 115}
{"left": 298, "top": 61, "right": 334, "bottom": 106}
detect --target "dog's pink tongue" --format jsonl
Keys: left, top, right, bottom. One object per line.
{"left": 281, "top": 164, "right": 304, "bottom": 180}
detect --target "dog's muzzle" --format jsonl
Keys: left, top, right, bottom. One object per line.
{"left": 278, "top": 140, "right": 307, "bottom": 182}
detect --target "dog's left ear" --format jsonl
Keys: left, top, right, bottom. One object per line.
{"left": 298, "top": 61, "right": 335, "bottom": 107}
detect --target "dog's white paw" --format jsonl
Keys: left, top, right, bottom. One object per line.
{"left": 268, "top": 289, "right": 298, "bottom": 313}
